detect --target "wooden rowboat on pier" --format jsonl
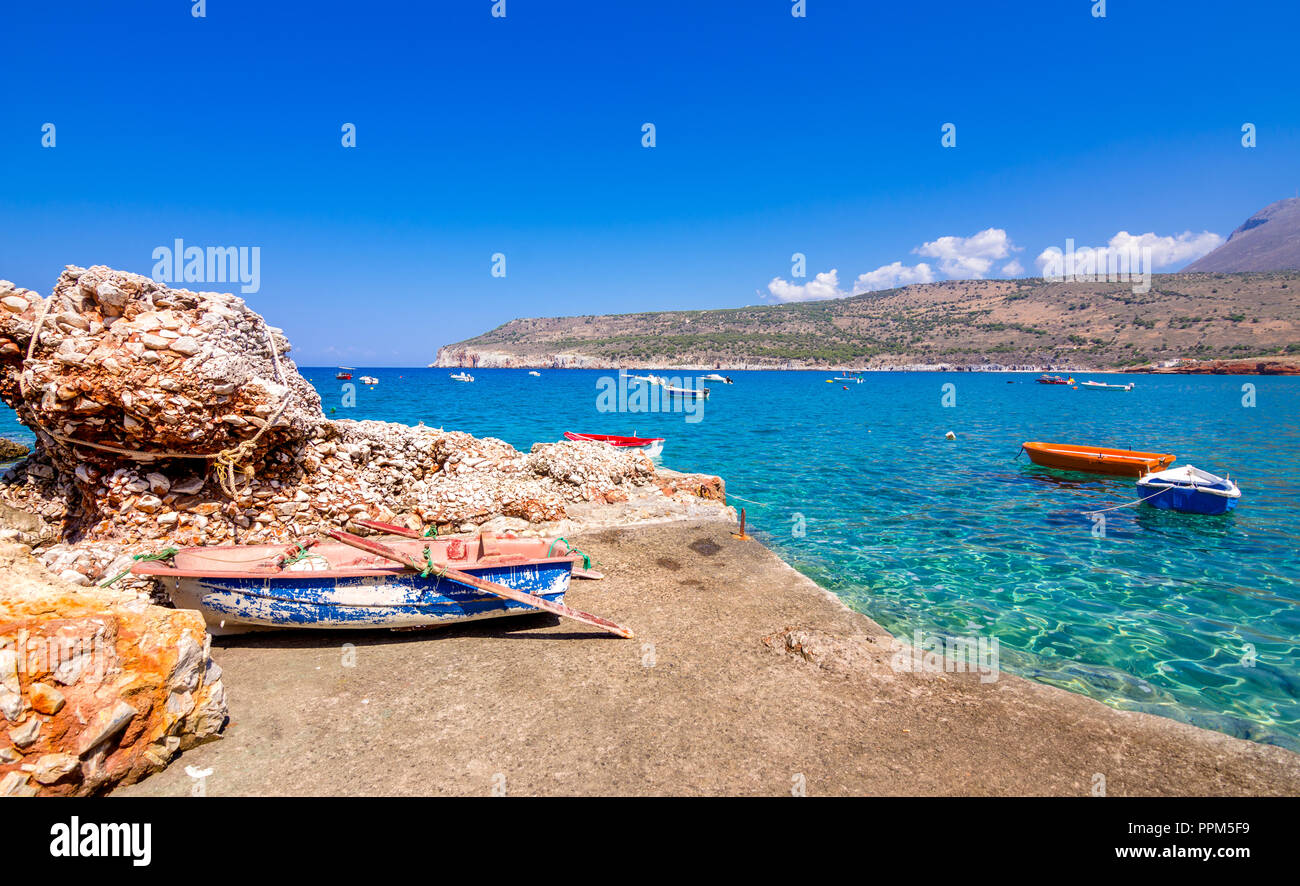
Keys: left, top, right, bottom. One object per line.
{"left": 132, "top": 529, "right": 629, "bottom": 637}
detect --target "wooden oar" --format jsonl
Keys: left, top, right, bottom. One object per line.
{"left": 351, "top": 517, "right": 604, "bottom": 579}
{"left": 352, "top": 517, "right": 422, "bottom": 538}
{"left": 325, "top": 529, "right": 632, "bottom": 639}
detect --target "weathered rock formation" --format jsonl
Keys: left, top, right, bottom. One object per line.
{"left": 0, "top": 543, "right": 227, "bottom": 796}
{"left": 0, "top": 266, "right": 728, "bottom": 589}
{"left": 1131, "top": 356, "right": 1300, "bottom": 375}
{"left": 0, "top": 438, "right": 28, "bottom": 461}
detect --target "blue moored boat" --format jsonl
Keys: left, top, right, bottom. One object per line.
{"left": 133, "top": 534, "right": 577, "bottom": 634}
{"left": 1137, "top": 465, "right": 1241, "bottom": 515}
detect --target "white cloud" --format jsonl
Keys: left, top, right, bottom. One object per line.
{"left": 853, "top": 261, "right": 935, "bottom": 293}
{"left": 914, "top": 228, "right": 1015, "bottom": 279}
{"left": 765, "top": 227, "right": 1028, "bottom": 303}
{"left": 1035, "top": 230, "right": 1224, "bottom": 274}
{"left": 1107, "top": 231, "right": 1224, "bottom": 267}
{"left": 766, "top": 268, "right": 848, "bottom": 303}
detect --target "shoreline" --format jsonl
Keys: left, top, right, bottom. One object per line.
{"left": 425, "top": 359, "right": 1300, "bottom": 375}
{"left": 115, "top": 517, "right": 1300, "bottom": 797}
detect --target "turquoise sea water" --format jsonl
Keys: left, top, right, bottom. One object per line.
{"left": 4, "top": 368, "right": 1298, "bottom": 749}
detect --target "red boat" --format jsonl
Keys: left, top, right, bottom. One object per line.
{"left": 1035, "top": 374, "right": 1073, "bottom": 385}
{"left": 563, "top": 432, "right": 665, "bottom": 458}
{"left": 336, "top": 366, "right": 355, "bottom": 380}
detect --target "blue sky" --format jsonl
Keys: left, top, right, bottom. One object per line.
{"left": 1, "top": 1, "right": 1297, "bottom": 365}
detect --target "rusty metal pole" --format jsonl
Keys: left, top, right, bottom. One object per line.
{"left": 732, "top": 507, "right": 750, "bottom": 540}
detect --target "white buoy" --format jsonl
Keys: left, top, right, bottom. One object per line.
{"left": 945, "top": 431, "right": 956, "bottom": 440}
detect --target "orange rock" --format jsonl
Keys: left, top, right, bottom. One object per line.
{"left": 0, "top": 544, "right": 227, "bottom": 796}
{"left": 29, "top": 682, "right": 65, "bottom": 715}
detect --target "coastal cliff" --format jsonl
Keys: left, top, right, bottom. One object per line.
{"left": 435, "top": 272, "right": 1300, "bottom": 371}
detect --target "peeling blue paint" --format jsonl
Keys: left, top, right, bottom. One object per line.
{"left": 170, "top": 562, "right": 572, "bottom": 631}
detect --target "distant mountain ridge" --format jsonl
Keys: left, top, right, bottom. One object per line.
{"left": 1186, "top": 197, "right": 1300, "bottom": 272}
{"left": 436, "top": 272, "right": 1300, "bottom": 371}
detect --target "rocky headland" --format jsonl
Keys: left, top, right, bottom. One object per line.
{"left": 435, "top": 272, "right": 1300, "bottom": 371}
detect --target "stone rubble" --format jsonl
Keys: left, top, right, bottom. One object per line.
{"left": 0, "top": 266, "right": 729, "bottom": 592}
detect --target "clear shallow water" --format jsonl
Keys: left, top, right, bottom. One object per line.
{"left": 4, "top": 368, "right": 1298, "bottom": 749}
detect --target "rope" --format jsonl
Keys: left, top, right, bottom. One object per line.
{"left": 280, "top": 544, "right": 329, "bottom": 570}
{"left": 726, "top": 493, "right": 772, "bottom": 507}
{"left": 98, "top": 547, "right": 180, "bottom": 588}
{"left": 17, "top": 292, "right": 290, "bottom": 501}
{"left": 419, "top": 546, "right": 446, "bottom": 579}
{"left": 1083, "top": 486, "right": 1170, "bottom": 515}
{"left": 547, "top": 537, "right": 592, "bottom": 570}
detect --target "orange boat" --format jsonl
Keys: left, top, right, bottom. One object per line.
{"left": 1021, "top": 441, "right": 1176, "bottom": 477}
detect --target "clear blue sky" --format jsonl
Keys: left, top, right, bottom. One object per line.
{"left": 2, "top": 1, "right": 1296, "bottom": 365}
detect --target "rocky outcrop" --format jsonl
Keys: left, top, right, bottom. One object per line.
{"left": 0, "top": 438, "right": 28, "bottom": 461}
{"left": 1130, "top": 357, "right": 1300, "bottom": 375}
{"left": 0, "top": 266, "right": 728, "bottom": 590}
{"left": 0, "top": 543, "right": 227, "bottom": 796}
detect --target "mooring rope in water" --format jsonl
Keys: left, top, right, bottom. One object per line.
{"left": 98, "top": 547, "right": 180, "bottom": 588}
{"left": 725, "top": 493, "right": 772, "bottom": 507}
{"left": 1083, "top": 485, "right": 1170, "bottom": 515}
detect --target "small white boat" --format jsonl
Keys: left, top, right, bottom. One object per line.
{"left": 702, "top": 373, "right": 733, "bottom": 384}
{"left": 359, "top": 375, "right": 379, "bottom": 385}
{"left": 629, "top": 374, "right": 666, "bottom": 385}
{"left": 662, "top": 384, "right": 709, "bottom": 399}
{"left": 450, "top": 372, "right": 475, "bottom": 382}
{"left": 1137, "top": 465, "right": 1240, "bottom": 515}
{"left": 1080, "top": 380, "right": 1134, "bottom": 391}
{"left": 528, "top": 371, "right": 541, "bottom": 377}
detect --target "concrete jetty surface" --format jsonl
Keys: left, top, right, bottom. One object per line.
{"left": 116, "top": 519, "right": 1300, "bottom": 796}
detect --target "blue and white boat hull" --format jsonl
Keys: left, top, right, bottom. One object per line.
{"left": 163, "top": 563, "right": 571, "bottom": 634}
{"left": 1137, "top": 465, "right": 1241, "bottom": 516}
